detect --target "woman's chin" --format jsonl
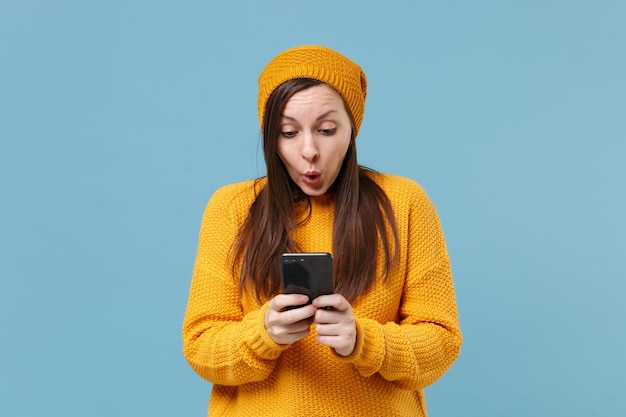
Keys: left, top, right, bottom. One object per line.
{"left": 298, "top": 183, "right": 328, "bottom": 197}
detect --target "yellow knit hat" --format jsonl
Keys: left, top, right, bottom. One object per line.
{"left": 257, "top": 45, "right": 367, "bottom": 136}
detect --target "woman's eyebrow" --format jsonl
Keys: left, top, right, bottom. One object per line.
{"left": 316, "top": 110, "right": 338, "bottom": 121}
{"left": 281, "top": 110, "right": 339, "bottom": 122}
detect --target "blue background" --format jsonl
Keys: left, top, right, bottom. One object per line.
{"left": 1, "top": 1, "right": 624, "bottom": 415}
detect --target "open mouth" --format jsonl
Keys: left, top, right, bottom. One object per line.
{"left": 305, "top": 172, "right": 320, "bottom": 180}
{"left": 303, "top": 171, "right": 321, "bottom": 185}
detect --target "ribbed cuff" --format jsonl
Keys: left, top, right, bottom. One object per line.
{"left": 332, "top": 317, "right": 385, "bottom": 376}
{"left": 242, "top": 302, "right": 290, "bottom": 360}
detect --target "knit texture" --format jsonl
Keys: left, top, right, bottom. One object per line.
{"left": 182, "top": 173, "right": 462, "bottom": 417}
{"left": 257, "top": 45, "right": 367, "bottom": 136}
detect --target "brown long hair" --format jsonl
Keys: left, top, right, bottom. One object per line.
{"left": 234, "top": 79, "right": 399, "bottom": 302}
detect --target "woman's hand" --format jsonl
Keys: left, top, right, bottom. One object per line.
{"left": 265, "top": 294, "right": 316, "bottom": 345}
{"left": 312, "top": 294, "right": 356, "bottom": 357}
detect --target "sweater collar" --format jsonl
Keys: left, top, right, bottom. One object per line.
{"left": 294, "top": 192, "right": 335, "bottom": 220}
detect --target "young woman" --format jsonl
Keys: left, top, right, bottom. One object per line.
{"left": 182, "top": 45, "right": 462, "bottom": 416}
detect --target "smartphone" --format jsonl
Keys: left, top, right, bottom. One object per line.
{"left": 280, "top": 252, "right": 334, "bottom": 309}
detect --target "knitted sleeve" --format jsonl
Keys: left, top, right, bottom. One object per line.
{"left": 182, "top": 183, "right": 288, "bottom": 385}
{"left": 336, "top": 179, "right": 462, "bottom": 390}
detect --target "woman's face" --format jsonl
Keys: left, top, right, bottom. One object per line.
{"left": 277, "top": 84, "right": 352, "bottom": 197}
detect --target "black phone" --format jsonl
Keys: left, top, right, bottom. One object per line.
{"left": 280, "top": 252, "right": 334, "bottom": 309}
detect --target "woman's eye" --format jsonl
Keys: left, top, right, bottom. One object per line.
{"left": 320, "top": 127, "right": 337, "bottom": 135}
{"left": 281, "top": 131, "right": 297, "bottom": 138}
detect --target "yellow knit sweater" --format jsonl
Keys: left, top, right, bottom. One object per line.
{"left": 182, "top": 172, "right": 461, "bottom": 417}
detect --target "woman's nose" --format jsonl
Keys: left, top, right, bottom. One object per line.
{"left": 301, "top": 134, "right": 319, "bottom": 161}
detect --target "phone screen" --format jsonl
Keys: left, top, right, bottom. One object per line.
{"left": 280, "top": 253, "right": 334, "bottom": 308}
